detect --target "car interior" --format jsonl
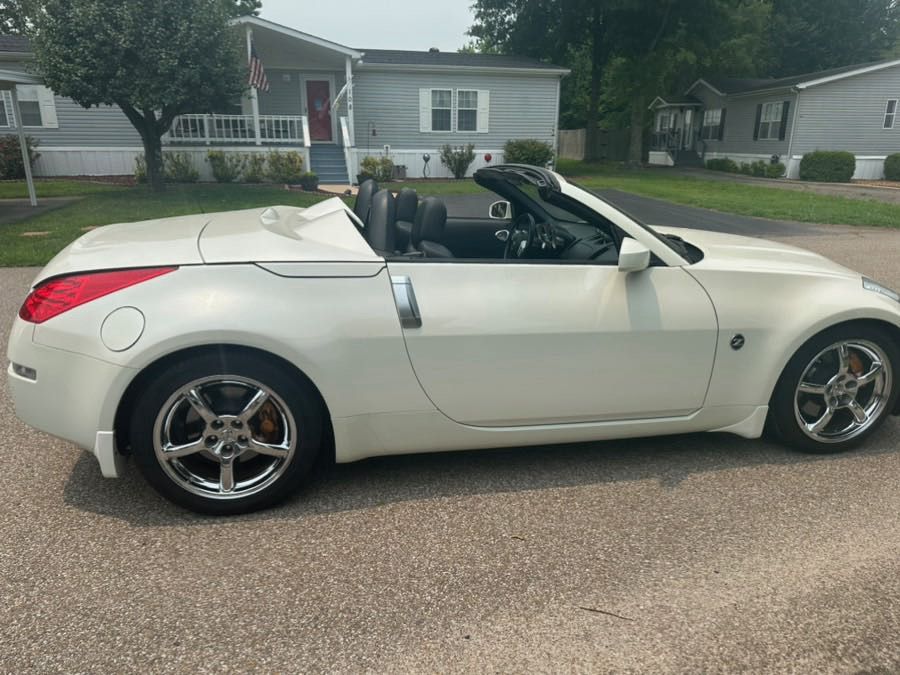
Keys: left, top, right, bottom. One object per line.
{"left": 350, "top": 167, "right": 626, "bottom": 264}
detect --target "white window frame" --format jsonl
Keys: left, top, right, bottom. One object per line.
{"left": 757, "top": 101, "right": 783, "bottom": 141}
{"left": 456, "top": 89, "right": 478, "bottom": 132}
{"left": 430, "top": 88, "right": 452, "bottom": 132}
{"left": 11, "top": 85, "right": 58, "bottom": 128}
{"left": 0, "top": 91, "right": 12, "bottom": 128}
{"left": 884, "top": 99, "right": 897, "bottom": 129}
{"left": 701, "top": 108, "right": 721, "bottom": 140}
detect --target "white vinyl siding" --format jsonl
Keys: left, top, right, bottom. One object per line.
{"left": 884, "top": 99, "right": 897, "bottom": 129}
{"left": 418, "top": 87, "right": 490, "bottom": 133}
{"left": 701, "top": 108, "right": 721, "bottom": 140}
{"left": 756, "top": 102, "right": 783, "bottom": 140}
{"left": 14, "top": 85, "right": 58, "bottom": 128}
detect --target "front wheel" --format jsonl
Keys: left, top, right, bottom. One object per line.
{"left": 771, "top": 325, "right": 899, "bottom": 453}
{"left": 129, "top": 351, "right": 324, "bottom": 515}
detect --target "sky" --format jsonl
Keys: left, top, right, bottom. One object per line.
{"left": 258, "top": 0, "right": 476, "bottom": 52}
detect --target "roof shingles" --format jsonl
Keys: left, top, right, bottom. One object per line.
{"left": 357, "top": 48, "right": 565, "bottom": 71}
{"left": 0, "top": 35, "right": 30, "bottom": 53}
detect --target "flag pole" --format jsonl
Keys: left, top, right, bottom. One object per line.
{"left": 246, "top": 25, "right": 262, "bottom": 146}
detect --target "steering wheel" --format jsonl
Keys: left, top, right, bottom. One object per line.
{"left": 505, "top": 213, "right": 537, "bottom": 259}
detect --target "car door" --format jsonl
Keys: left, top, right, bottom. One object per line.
{"left": 386, "top": 260, "right": 719, "bottom": 427}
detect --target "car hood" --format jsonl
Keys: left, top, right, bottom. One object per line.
{"left": 655, "top": 226, "right": 860, "bottom": 279}
{"left": 33, "top": 198, "right": 380, "bottom": 286}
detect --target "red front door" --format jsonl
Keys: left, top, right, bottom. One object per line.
{"left": 305, "top": 80, "right": 332, "bottom": 141}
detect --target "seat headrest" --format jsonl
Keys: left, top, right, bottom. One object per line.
{"left": 411, "top": 197, "right": 447, "bottom": 246}
{"left": 365, "top": 189, "right": 396, "bottom": 254}
{"left": 396, "top": 187, "right": 418, "bottom": 223}
{"left": 353, "top": 179, "right": 379, "bottom": 224}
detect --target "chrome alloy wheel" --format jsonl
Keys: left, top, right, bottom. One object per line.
{"left": 794, "top": 339, "right": 892, "bottom": 444}
{"left": 152, "top": 376, "right": 297, "bottom": 500}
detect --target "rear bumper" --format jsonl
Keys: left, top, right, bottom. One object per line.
{"left": 7, "top": 318, "right": 134, "bottom": 475}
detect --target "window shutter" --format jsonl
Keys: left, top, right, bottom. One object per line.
{"left": 718, "top": 108, "right": 727, "bottom": 141}
{"left": 476, "top": 89, "right": 490, "bottom": 133}
{"left": 753, "top": 103, "right": 762, "bottom": 140}
{"left": 779, "top": 100, "right": 790, "bottom": 141}
{"left": 419, "top": 88, "right": 431, "bottom": 133}
{"left": 36, "top": 86, "right": 58, "bottom": 128}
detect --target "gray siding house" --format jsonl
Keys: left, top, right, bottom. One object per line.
{"left": 0, "top": 17, "right": 567, "bottom": 182}
{"left": 649, "top": 59, "right": 900, "bottom": 179}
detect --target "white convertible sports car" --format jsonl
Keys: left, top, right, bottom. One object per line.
{"left": 7, "top": 165, "right": 900, "bottom": 514}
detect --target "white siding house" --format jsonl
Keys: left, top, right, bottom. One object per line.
{"left": 649, "top": 59, "right": 900, "bottom": 179}
{"left": 0, "top": 18, "right": 568, "bottom": 183}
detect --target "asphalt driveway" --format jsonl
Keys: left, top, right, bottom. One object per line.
{"left": 2, "top": 217, "right": 900, "bottom": 672}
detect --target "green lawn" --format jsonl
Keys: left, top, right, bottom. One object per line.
{"left": 0, "top": 183, "right": 330, "bottom": 267}
{"left": 558, "top": 159, "right": 900, "bottom": 229}
{"left": 3, "top": 163, "right": 900, "bottom": 267}
{"left": 0, "top": 179, "right": 124, "bottom": 199}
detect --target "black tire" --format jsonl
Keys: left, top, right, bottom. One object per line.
{"left": 129, "top": 350, "right": 324, "bottom": 515}
{"left": 770, "top": 323, "right": 900, "bottom": 454}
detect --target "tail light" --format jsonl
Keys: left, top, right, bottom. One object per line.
{"left": 19, "top": 267, "right": 177, "bottom": 324}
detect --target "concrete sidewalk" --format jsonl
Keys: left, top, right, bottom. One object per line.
{"left": 0, "top": 197, "right": 78, "bottom": 225}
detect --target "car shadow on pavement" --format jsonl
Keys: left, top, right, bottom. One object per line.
{"left": 62, "top": 421, "right": 900, "bottom": 527}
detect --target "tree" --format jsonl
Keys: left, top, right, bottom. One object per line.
{"left": 33, "top": 0, "right": 246, "bottom": 190}
{"left": 228, "top": 0, "right": 261, "bottom": 17}
{"left": 0, "top": 0, "right": 35, "bottom": 34}
{"left": 767, "top": 0, "right": 900, "bottom": 76}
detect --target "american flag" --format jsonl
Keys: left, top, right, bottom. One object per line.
{"left": 248, "top": 41, "right": 269, "bottom": 92}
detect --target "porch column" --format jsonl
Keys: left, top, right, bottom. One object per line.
{"left": 345, "top": 55, "right": 355, "bottom": 146}
{"left": 10, "top": 88, "right": 36, "bottom": 206}
{"left": 246, "top": 25, "right": 262, "bottom": 146}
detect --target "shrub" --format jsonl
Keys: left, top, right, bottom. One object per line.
{"left": 207, "top": 150, "right": 245, "bottom": 183}
{"left": 0, "top": 135, "right": 40, "bottom": 179}
{"left": 884, "top": 153, "right": 900, "bottom": 181}
{"left": 766, "top": 162, "right": 786, "bottom": 179}
{"left": 738, "top": 162, "right": 753, "bottom": 175}
{"left": 164, "top": 152, "right": 199, "bottom": 183}
{"left": 706, "top": 157, "right": 739, "bottom": 173}
{"left": 439, "top": 143, "right": 476, "bottom": 179}
{"left": 503, "top": 139, "right": 554, "bottom": 166}
{"left": 360, "top": 155, "right": 394, "bottom": 182}
{"left": 799, "top": 151, "right": 855, "bottom": 182}
{"left": 243, "top": 154, "right": 267, "bottom": 183}
{"left": 299, "top": 171, "right": 319, "bottom": 191}
{"left": 134, "top": 155, "right": 148, "bottom": 183}
{"left": 266, "top": 150, "right": 305, "bottom": 184}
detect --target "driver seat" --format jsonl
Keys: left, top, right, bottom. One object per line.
{"left": 409, "top": 197, "right": 453, "bottom": 258}
{"left": 364, "top": 189, "right": 396, "bottom": 255}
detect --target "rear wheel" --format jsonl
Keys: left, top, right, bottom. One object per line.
{"left": 771, "top": 325, "right": 899, "bottom": 453}
{"left": 130, "top": 351, "right": 323, "bottom": 514}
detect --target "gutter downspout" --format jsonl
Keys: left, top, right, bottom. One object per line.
{"left": 785, "top": 87, "right": 801, "bottom": 178}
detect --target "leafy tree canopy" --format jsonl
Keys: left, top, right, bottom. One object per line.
{"left": 33, "top": 0, "right": 246, "bottom": 189}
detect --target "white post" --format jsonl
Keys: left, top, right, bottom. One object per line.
{"left": 10, "top": 88, "right": 36, "bottom": 206}
{"left": 345, "top": 55, "right": 355, "bottom": 147}
{"left": 246, "top": 26, "right": 262, "bottom": 146}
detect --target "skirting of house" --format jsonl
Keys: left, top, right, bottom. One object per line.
{"left": 701, "top": 151, "right": 888, "bottom": 181}
{"left": 32, "top": 145, "right": 313, "bottom": 181}
{"left": 351, "top": 149, "right": 505, "bottom": 179}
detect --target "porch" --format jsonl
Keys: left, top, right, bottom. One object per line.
{"left": 162, "top": 16, "right": 365, "bottom": 184}
{"left": 647, "top": 97, "right": 704, "bottom": 168}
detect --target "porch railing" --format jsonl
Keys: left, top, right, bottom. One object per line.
{"left": 650, "top": 130, "right": 682, "bottom": 152}
{"left": 339, "top": 116, "right": 354, "bottom": 184}
{"left": 167, "top": 114, "right": 310, "bottom": 145}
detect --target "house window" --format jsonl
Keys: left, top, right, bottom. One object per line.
{"left": 457, "top": 90, "right": 478, "bottom": 132}
{"left": 757, "top": 102, "right": 783, "bottom": 140}
{"left": 701, "top": 108, "right": 721, "bottom": 140}
{"left": 0, "top": 92, "right": 10, "bottom": 127}
{"left": 884, "top": 99, "right": 897, "bottom": 129}
{"left": 13, "top": 85, "right": 58, "bottom": 128}
{"left": 431, "top": 89, "right": 452, "bottom": 132}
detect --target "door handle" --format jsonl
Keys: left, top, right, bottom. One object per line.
{"left": 391, "top": 275, "right": 422, "bottom": 328}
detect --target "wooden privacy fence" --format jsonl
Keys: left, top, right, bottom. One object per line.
{"left": 558, "top": 128, "right": 632, "bottom": 161}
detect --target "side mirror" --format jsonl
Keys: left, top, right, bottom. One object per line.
{"left": 618, "top": 238, "right": 651, "bottom": 273}
{"left": 489, "top": 200, "right": 511, "bottom": 220}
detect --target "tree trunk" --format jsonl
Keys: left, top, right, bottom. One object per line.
{"left": 584, "top": 60, "right": 602, "bottom": 162}
{"left": 627, "top": 99, "right": 645, "bottom": 166}
{"left": 141, "top": 132, "right": 164, "bottom": 191}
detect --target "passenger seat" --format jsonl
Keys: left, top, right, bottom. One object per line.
{"left": 408, "top": 197, "right": 453, "bottom": 258}
{"left": 353, "top": 179, "right": 379, "bottom": 226}
{"left": 394, "top": 187, "right": 418, "bottom": 251}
